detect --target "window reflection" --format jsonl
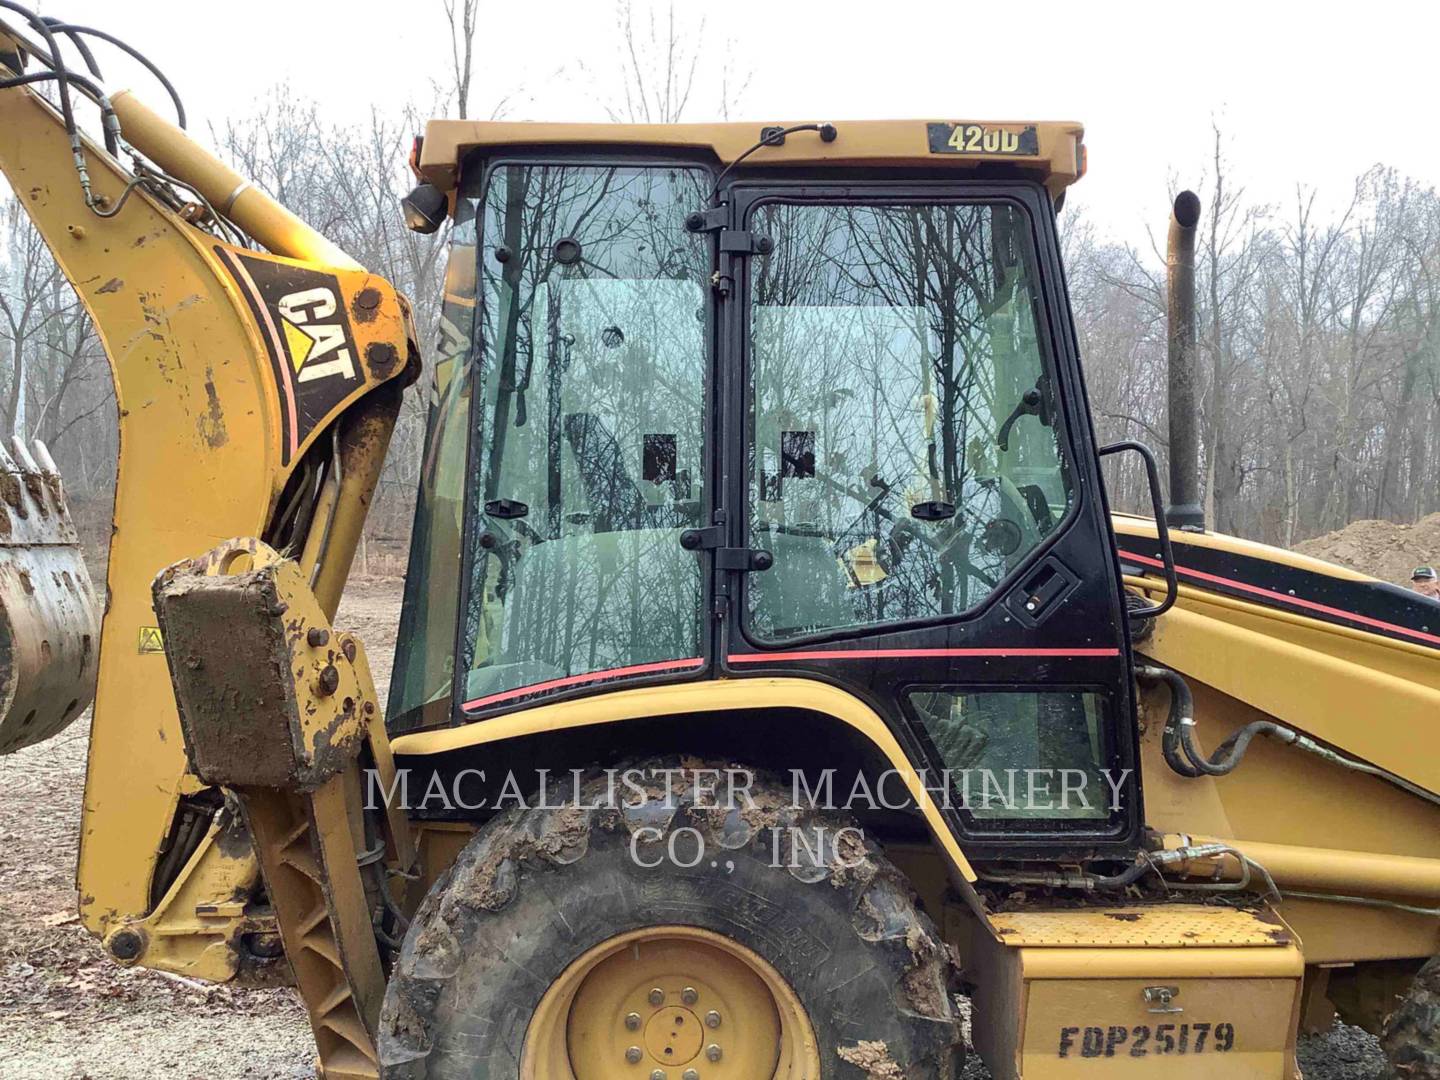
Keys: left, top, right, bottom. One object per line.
{"left": 908, "top": 690, "right": 1111, "bottom": 823}
{"left": 747, "top": 202, "right": 1073, "bottom": 640}
{"left": 458, "top": 165, "right": 710, "bottom": 708}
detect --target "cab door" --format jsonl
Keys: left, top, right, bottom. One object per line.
{"left": 717, "top": 180, "right": 1140, "bottom": 852}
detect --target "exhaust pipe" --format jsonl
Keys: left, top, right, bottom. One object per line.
{"left": 1166, "top": 191, "right": 1204, "bottom": 530}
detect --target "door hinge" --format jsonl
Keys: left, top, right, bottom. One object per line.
{"left": 686, "top": 209, "right": 770, "bottom": 296}
{"left": 711, "top": 230, "right": 772, "bottom": 296}
{"left": 679, "top": 528, "right": 773, "bottom": 572}
{"left": 679, "top": 525, "right": 724, "bottom": 550}
{"left": 718, "top": 229, "right": 772, "bottom": 256}
{"left": 716, "top": 547, "right": 773, "bottom": 572}
{"left": 684, "top": 206, "right": 727, "bottom": 233}
{"left": 685, "top": 206, "right": 772, "bottom": 255}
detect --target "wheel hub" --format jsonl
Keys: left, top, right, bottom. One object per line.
{"left": 569, "top": 939, "right": 767, "bottom": 1077}
{"left": 643, "top": 1006, "right": 703, "bottom": 1065}
{"left": 521, "top": 926, "right": 819, "bottom": 1079}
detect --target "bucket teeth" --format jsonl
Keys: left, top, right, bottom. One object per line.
{"left": 0, "top": 439, "right": 76, "bottom": 528}
{"left": 32, "top": 439, "right": 59, "bottom": 476}
{"left": 9, "top": 437, "right": 38, "bottom": 473}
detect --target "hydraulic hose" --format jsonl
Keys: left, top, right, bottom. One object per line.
{"left": 0, "top": 1, "right": 74, "bottom": 136}
{"left": 1136, "top": 663, "right": 1440, "bottom": 806}
{"left": 43, "top": 21, "right": 186, "bottom": 128}
{"left": 977, "top": 860, "right": 1152, "bottom": 891}
{"left": 1204, "top": 719, "right": 1298, "bottom": 773}
{"left": 1139, "top": 662, "right": 1296, "bottom": 777}
{"left": 1134, "top": 664, "right": 1202, "bottom": 777}
{"left": 977, "top": 842, "right": 1255, "bottom": 894}
{"left": 40, "top": 16, "right": 101, "bottom": 79}
{"left": 0, "top": 3, "right": 120, "bottom": 169}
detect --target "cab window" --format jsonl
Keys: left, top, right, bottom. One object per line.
{"left": 745, "top": 200, "right": 1072, "bottom": 641}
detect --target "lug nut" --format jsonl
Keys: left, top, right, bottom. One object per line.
{"left": 625, "top": 1046, "right": 642, "bottom": 1063}
{"left": 649, "top": 987, "right": 665, "bottom": 1006}
{"left": 680, "top": 986, "right": 698, "bottom": 1005}
{"left": 704, "top": 1010, "right": 721, "bottom": 1029}
{"left": 625, "top": 1012, "right": 641, "bottom": 1030}
{"left": 650, "top": 1071, "right": 667, "bottom": 1080}
{"left": 683, "top": 1070, "right": 699, "bottom": 1080}
{"left": 706, "top": 1044, "right": 722, "bottom": 1062}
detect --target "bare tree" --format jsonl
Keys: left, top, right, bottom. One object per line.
{"left": 1198, "top": 124, "right": 1268, "bottom": 533}
{"left": 600, "top": 0, "right": 750, "bottom": 123}
{"left": 1071, "top": 155, "right": 1440, "bottom": 547}
{"left": 443, "top": 0, "right": 479, "bottom": 119}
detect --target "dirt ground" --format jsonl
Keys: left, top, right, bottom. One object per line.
{"left": 0, "top": 563, "right": 1396, "bottom": 1078}
{"left": 0, "top": 577, "right": 404, "bottom": 1080}
{"left": 1296, "top": 511, "right": 1440, "bottom": 586}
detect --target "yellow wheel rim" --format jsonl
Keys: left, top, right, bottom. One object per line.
{"left": 521, "top": 926, "right": 821, "bottom": 1080}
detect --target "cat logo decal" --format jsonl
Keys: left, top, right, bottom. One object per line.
{"left": 216, "top": 247, "right": 363, "bottom": 463}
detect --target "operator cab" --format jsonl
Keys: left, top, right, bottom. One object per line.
{"left": 389, "top": 120, "right": 1141, "bottom": 855}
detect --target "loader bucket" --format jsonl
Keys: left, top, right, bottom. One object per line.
{"left": 0, "top": 439, "right": 100, "bottom": 754}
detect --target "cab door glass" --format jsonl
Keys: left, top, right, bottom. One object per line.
{"left": 745, "top": 201, "right": 1073, "bottom": 641}
{"left": 388, "top": 196, "right": 479, "bottom": 731}
{"left": 457, "top": 164, "right": 711, "bottom": 709}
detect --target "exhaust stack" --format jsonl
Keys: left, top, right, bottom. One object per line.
{"left": 1166, "top": 190, "right": 1204, "bottom": 530}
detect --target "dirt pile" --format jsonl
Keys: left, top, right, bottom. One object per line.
{"left": 1294, "top": 512, "right": 1440, "bottom": 586}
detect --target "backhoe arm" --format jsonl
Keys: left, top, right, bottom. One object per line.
{"left": 0, "top": 15, "right": 417, "bottom": 981}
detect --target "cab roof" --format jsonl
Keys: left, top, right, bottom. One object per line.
{"left": 418, "top": 119, "right": 1086, "bottom": 199}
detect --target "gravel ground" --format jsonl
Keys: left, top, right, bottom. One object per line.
{"left": 0, "top": 576, "right": 1394, "bottom": 1078}
{"left": 0, "top": 578, "right": 403, "bottom": 1080}
{"left": 1297, "top": 1023, "right": 1391, "bottom": 1080}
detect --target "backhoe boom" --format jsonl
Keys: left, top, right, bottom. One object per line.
{"left": 0, "top": 17, "right": 416, "bottom": 980}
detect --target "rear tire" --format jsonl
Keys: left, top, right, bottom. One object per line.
{"left": 379, "top": 760, "right": 962, "bottom": 1078}
{"left": 1383, "top": 956, "right": 1440, "bottom": 1079}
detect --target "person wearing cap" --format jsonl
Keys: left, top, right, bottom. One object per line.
{"left": 1410, "top": 566, "right": 1440, "bottom": 599}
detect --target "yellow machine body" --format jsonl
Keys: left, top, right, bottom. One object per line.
{"left": 969, "top": 905, "right": 1304, "bottom": 1079}
{"left": 415, "top": 117, "right": 1087, "bottom": 200}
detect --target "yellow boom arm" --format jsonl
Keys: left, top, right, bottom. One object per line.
{"left": 0, "top": 43, "right": 416, "bottom": 980}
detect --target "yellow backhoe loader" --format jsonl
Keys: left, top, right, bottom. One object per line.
{"left": 2, "top": 7, "right": 1437, "bottom": 1078}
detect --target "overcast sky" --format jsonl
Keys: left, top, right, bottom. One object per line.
{"left": 26, "top": 0, "right": 1440, "bottom": 247}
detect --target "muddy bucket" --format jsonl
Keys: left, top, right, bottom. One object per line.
{"left": 0, "top": 440, "right": 100, "bottom": 754}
